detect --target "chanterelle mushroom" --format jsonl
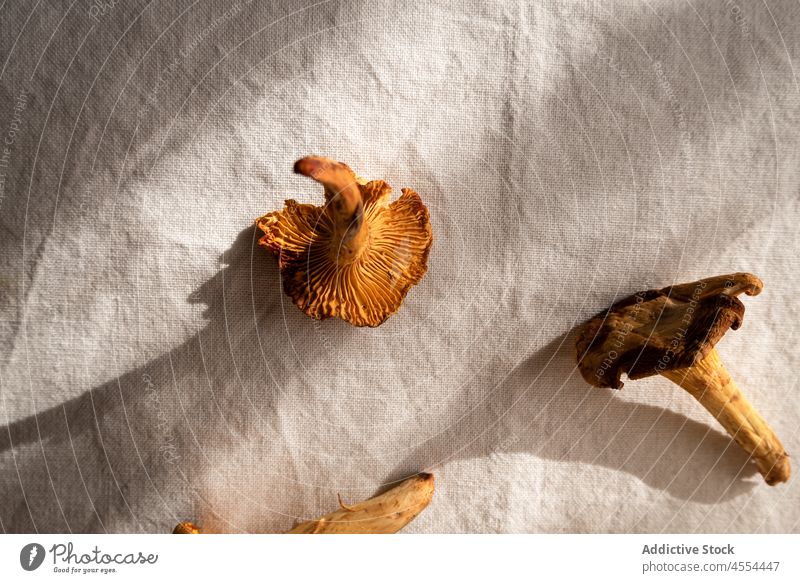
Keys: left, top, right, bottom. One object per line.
{"left": 172, "top": 473, "right": 435, "bottom": 534}
{"left": 575, "top": 273, "right": 790, "bottom": 485}
{"left": 256, "top": 156, "right": 433, "bottom": 327}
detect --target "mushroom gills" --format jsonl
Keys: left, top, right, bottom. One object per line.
{"left": 257, "top": 156, "right": 433, "bottom": 327}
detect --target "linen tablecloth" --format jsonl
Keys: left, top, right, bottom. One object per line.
{"left": 1, "top": 0, "right": 798, "bottom": 533}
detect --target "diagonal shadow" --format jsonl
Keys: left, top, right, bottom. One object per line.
{"left": 0, "top": 241, "right": 760, "bottom": 535}
{"left": 0, "top": 225, "right": 302, "bottom": 532}
{"left": 0, "top": 0, "right": 331, "bottom": 357}
{"left": 386, "top": 333, "right": 758, "bottom": 506}
{"left": 1, "top": 0, "right": 789, "bottom": 534}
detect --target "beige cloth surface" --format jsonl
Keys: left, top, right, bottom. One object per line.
{"left": 0, "top": 0, "right": 798, "bottom": 533}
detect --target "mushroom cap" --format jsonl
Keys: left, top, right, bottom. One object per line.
{"left": 256, "top": 157, "right": 433, "bottom": 327}
{"left": 575, "top": 273, "right": 763, "bottom": 389}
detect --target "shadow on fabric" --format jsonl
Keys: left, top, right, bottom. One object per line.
{"left": 0, "top": 225, "right": 294, "bottom": 532}
{"left": 385, "top": 332, "right": 758, "bottom": 506}
{"left": 0, "top": 228, "right": 759, "bottom": 533}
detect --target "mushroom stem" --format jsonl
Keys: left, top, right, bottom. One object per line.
{"left": 294, "top": 156, "right": 368, "bottom": 264}
{"left": 287, "top": 473, "right": 434, "bottom": 534}
{"left": 661, "top": 348, "right": 790, "bottom": 485}
{"left": 171, "top": 473, "right": 435, "bottom": 534}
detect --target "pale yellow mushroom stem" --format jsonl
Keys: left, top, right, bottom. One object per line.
{"left": 662, "top": 348, "right": 790, "bottom": 485}
{"left": 287, "top": 473, "right": 434, "bottom": 534}
{"left": 172, "top": 473, "right": 435, "bottom": 534}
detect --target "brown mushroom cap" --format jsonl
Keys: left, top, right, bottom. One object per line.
{"left": 575, "top": 273, "right": 763, "bottom": 389}
{"left": 256, "top": 157, "right": 433, "bottom": 327}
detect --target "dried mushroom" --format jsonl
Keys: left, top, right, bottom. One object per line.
{"left": 173, "top": 521, "right": 200, "bottom": 534}
{"left": 172, "top": 473, "right": 434, "bottom": 534}
{"left": 287, "top": 472, "right": 434, "bottom": 534}
{"left": 575, "top": 272, "right": 790, "bottom": 485}
{"left": 256, "top": 156, "right": 432, "bottom": 327}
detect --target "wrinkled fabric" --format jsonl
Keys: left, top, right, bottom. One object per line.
{"left": 0, "top": 0, "right": 798, "bottom": 533}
